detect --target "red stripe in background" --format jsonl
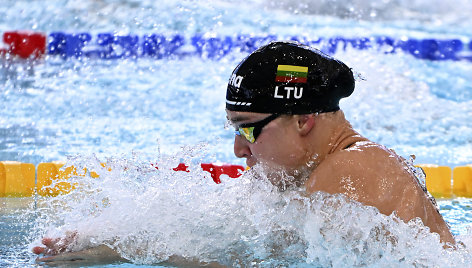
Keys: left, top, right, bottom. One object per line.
{"left": 275, "top": 76, "right": 307, "bottom": 83}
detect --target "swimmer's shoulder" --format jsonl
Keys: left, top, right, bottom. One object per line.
{"left": 331, "top": 140, "right": 407, "bottom": 171}
{"left": 305, "top": 140, "right": 412, "bottom": 201}
{"left": 305, "top": 141, "right": 456, "bottom": 244}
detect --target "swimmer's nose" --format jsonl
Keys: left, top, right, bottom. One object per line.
{"left": 234, "top": 135, "right": 252, "bottom": 159}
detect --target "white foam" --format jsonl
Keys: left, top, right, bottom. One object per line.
{"left": 30, "top": 149, "right": 472, "bottom": 266}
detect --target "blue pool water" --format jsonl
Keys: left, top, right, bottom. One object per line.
{"left": 1, "top": 0, "right": 472, "bottom": 267}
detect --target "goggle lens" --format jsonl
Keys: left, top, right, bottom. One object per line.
{"left": 235, "top": 127, "right": 256, "bottom": 143}
{"left": 232, "top": 114, "right": 280, "bottom": 144}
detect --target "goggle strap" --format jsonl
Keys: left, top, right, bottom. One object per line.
{"left": 239, "top": 113, "right": 280, "bottom": 129}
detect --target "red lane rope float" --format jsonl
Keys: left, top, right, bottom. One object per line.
{"left": 1, "top": 31, "right": 471, "bottom": 61}
{"left": 153, "top": 163, "right": 245, "bottom": 184}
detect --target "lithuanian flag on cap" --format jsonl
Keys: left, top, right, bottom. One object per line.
{"left": 275, "top": 65, "right": 308, "bottom": 83}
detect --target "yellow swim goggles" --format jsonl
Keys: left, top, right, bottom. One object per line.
{"left": 234, "top": 114, "right": 280, "bottom": 143}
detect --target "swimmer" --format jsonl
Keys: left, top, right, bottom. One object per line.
{"left": 32, "top": 41, "right": 455, "bottom": 265}
{"left": 225, "top": 41, "right": 454, "bottom": 245}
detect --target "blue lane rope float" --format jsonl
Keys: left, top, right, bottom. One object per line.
{"left": 1, "top": 31, "right": 471, "bottom": 61}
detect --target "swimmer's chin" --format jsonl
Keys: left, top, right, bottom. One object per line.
{"left": 246, "top": 158, "right": 257, "bottom": 167}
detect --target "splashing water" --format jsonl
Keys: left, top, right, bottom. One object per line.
{"left": 29, "top": 146, "right": 472, "bottom": 267}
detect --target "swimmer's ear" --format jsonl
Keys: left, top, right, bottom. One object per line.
{"left": 297, "top": 114, "right": 315, "bottom": 136}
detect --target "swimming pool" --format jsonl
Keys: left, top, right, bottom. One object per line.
{"left": 1, "top": 0, "right": 472, "bottom": 267}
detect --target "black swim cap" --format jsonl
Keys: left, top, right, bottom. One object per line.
{"left": 226, "top": 41, "right": 355, "bottom": 114}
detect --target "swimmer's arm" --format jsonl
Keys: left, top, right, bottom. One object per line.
{"left": 36, "top": 245, "right": 127, "bottom": 266}
{"left": 165, "top": 256, "right": 228, "bottom": 267}
{"left": 37, "top": 248, "right": 225, "bottom": 267}
{"left": 35, "top": 240, "right": 225, "bottom": 267}
{"left": 36, "top": 247, "right": 225, "bottom": 267}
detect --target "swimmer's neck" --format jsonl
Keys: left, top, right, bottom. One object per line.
{"left": 307, "top": 110, "right": 369, "bottom": 166}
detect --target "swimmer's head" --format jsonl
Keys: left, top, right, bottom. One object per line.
{"left": 226, "top": 41, "right": 355, "bottom": 114}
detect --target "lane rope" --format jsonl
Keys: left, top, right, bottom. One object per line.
{"left": 1, "top": 31, "right": 471, "bottom": 61}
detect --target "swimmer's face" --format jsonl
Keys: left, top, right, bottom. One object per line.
{"left": 226, "top": 110, "right": 310, "bottom": 184}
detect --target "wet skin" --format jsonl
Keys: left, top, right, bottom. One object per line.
{"left": 227, "top": 109, "right": 455, "bottom": 245}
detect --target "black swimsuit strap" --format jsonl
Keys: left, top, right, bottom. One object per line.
{"left": 343, "top": 142, "right": 357, "bottom": 149}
